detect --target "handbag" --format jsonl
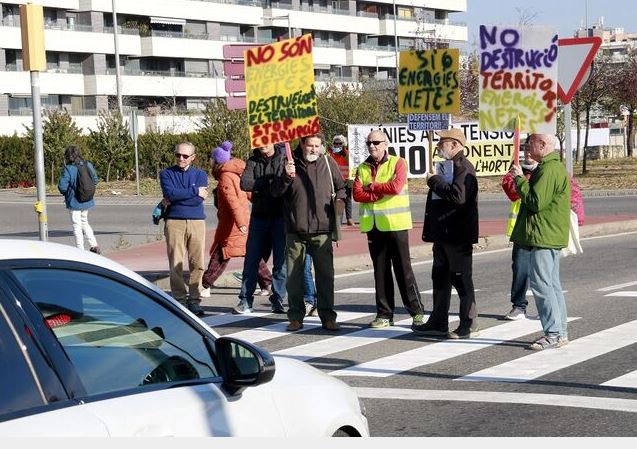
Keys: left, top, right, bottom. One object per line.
{"left": 152, "top": 201, "right": 168, "bottom": 225}
{"left": 561, "top": 210, "right": 583, "bottom": 257}
{"left": 324, "top": 156, "right": 343, "bottom": 242}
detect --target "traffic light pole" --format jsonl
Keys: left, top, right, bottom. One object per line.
{"left": 31, "top": 70, "right": 48, "bottom": 241}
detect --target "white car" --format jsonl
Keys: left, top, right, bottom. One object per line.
{"left": 0, "top": 239, "right": 369, "bottom": 437}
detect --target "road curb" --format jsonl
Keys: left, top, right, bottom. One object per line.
{"left": 149, "top": 220, "right": 637, "bottom": 291}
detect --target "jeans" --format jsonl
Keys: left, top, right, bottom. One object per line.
{"left": 238, "top": 216, "right": 287, "bottom": 308}
{"left": 304, "top": 252, "right": 317, "bottom": 305}
{"left": 529, "top": 248, "right": 567, "bottom": 338}
{"left": 69, "top": 209, "right": 97, "bottom": 250}
{"left": 510, "top": 243, "right": 531, "bottom": 310}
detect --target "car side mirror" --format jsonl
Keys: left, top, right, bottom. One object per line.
{"left": 214, "top": 336, "right": 275, "bottom": 396}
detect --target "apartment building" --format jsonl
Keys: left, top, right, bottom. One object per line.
{"left": 0, "top": 0, "right": 467, "bottom": 134}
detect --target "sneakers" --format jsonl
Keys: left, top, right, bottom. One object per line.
{"left": 271, "top": 301, "right": 285, "bottom": 314}
{"left": 322, "top": 320, "right": 340, "bottom": 331}
{"left": 257, "top": 287, "right": 272, "bottom": 296}
{"left": 188, "top": 303, "right": 206, "bottom": 317}
{"left": 412, "top": 322, "right": 448, "bottom": 336}
{"left": 346, "top": 218, "right": 355, "bottom": 226}
{"left": 412, "top": 314, "right": 425, "bottom": 327}
{"left": 447, "top": 325, "right": 480, "bottom": 339}
{"left": 89, "top": 246, "right": 101, "bottom": 255}
{"left": 369, "top": 317, "right": 393, "bottom": 329}
{"left": 286, "top": 320, "right": 303, "bottom": 331}
{"left": 528, "top": 334, "right": 560, "bottom": 350}
{"left": 231, "top": 302, "right": 253, "bottom": 315}
{"left": 232, "top": 272, "right": 243, "bottom": 282}
{"left": 557, "top": 336, "right": 570, "bottom": 347}
{"left": 304, "top": 301, "right": 317, "bottom": 317}
{"left": 504, "top": 307, "right": 526, "bottom": 320}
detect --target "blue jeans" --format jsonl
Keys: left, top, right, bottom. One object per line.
{"left": 529, "top": 248, "right": 567, "bottom": 338}
{"left": 238, "top": 216, "right": 287, "bottom": 307}
{"left": 510, "top": 244, "right": 531, "bottom": 310}
{"left": 304, "top": 252, "right": 316, "bottom": 305}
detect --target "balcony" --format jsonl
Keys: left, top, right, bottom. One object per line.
{"left": 86, "top": 72, "right": 222, "bottom": 97}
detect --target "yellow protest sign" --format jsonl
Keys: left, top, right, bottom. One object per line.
{"left": 398, "top": 48, "right": 460, "bottom": 114}
{"left": 245, "top": 34, "right": 320, "bottom": 149}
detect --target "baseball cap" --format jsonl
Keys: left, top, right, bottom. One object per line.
{"left": 435, "top": 128, "right": 466, "bottom": 146}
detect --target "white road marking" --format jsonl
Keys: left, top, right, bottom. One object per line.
{"left": 336, "top": 288, "right": 481, "bottom": 295}
{"left": 274, "top": 317, "right": 417, "bottom": 361}
{"left": 226, "top": 311, "right": 371, "bottom": 343}
{"left": 353, "top": 387, "right": 637, "bottom": 413}
{"left": 605, "top": 291, "right": 637, "bottom": 297}
{"left": 459, "top": 320, "right": 637, "bottom": 383}
{"left": 601, "top": 370, "right": 637, "bottom": 389}
{"left": 598, "top": 281, "right": 637, "bottom": 292}
{"left": 330, "top": 317, "right": 571, "bottom": 378}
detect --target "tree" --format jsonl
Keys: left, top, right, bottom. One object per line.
{"left": 458, "top": 51, "right": 479, "bottom": 120}
{"left": 24, "top": 109, "right": 83, "bottom": 184}
{"left": 198, "top": 99, "right": 250, "bottom": 160}
{"left": 138, "top": 128, "right": 183, "bottom": 179}
{"left": 316, "top": 81, "right": 392, "bottom": 143}
{"left": 87, "top": 110, "right": 133, "bottom": 182}
{"left": 570, "top": 55, "right": 612, "bottom": 173}
{"left": 606, "top": 48, "right": 637, "bottom": 157}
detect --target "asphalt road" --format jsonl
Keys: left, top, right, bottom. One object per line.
{"left": 201, "top": 230, "right": 637, "bottom": 437}
{"left": 2, "top": 192, "right": 637, "bottom": 252}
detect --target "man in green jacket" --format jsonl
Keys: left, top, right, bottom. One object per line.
{"left": 510, "top": 133, "right": 570, "bottom": 350}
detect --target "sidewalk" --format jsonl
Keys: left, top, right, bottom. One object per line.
{"left": 107, "top": 214, "right": 637, "bottom": 288}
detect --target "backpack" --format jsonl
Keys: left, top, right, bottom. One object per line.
{"left": 76, "top": 162, "right": 96, "bottom": 203}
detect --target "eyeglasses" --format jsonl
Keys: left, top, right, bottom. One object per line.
{"left": 175, "top": 153, "right": 192, "bottom": 159}
{"left": 366, "top": 140, "right": 385, "bottom": 147}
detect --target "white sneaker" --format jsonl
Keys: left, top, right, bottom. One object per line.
{"left": 257, "top": 287, "right": 272, "bottom": 296}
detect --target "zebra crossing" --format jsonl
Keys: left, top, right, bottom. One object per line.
{"left": 201, "top": 307, "right": 637, "bottom": 390}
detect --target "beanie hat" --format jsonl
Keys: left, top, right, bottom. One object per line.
{"left": 211, "top": 140, "right": 232, "bottom": 164}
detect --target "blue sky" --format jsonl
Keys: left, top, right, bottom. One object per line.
{"left": 455, "top": 0, "right": 637, "bottom": 52}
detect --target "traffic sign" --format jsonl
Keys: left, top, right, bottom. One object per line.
{"left": 557, "top": 37, "right": 602, "bottom": 104}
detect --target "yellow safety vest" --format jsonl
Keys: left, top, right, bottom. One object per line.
{"left": 506, "top": 200, "right": 521, "bottom": 237}
{"left": 357, "top": 155, "right": 412, "bottom": 232}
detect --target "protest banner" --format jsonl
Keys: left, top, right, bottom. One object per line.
{"left": 348, "top": 123, "right": 514, "bottom": 179}
{"left": 479, "top": 25, "right": 558, "bottom": 135}
{"left": 244, "top": 34, "right": 319, "bottom": 148}
{"left": 398, "top": 49, "right": 460, "bottom": 114}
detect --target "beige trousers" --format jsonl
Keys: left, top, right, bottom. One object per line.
{"left": 164, "top": 219, "right": 206, "bottom": 304}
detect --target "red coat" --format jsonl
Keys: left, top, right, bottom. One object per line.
{"left": 210, "top": 158, "right": 250, "bottom": 259}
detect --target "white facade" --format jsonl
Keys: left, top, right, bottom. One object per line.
{"left": 0, "top": 0, "right": 467, "bottom": 135}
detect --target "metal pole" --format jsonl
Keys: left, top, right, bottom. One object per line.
{"left": 565, "top": 103, "right": 573, "bottom": 176}
{"left": 376, "top": 56, "right": 379, "bottom": 77}
{"left": 392, "top": 0, "right": 399, "bottom": 77}
{"left": 112, "top": 0, "right": 123, "bottom": 115}
{"left": 287, "top": 15, "right": 291, "bottom": 39}
{"left": 31, "top": 71, "right": 48, "bottom": 241}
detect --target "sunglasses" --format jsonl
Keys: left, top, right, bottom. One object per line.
{"left": 366, "top": 140, "right": 385, "bottom": 147}
{"left": 175, "top": 153, "right": 192, "bottom": 159}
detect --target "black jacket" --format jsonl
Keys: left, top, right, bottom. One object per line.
{"left": 422, "top": 152, "right": 479, "bottom": 244}
{"left": 240, "top": 149, "right": 286, "bottom": 218}
{"left": 271, "top": 147, "right": 345, "bottom": 234}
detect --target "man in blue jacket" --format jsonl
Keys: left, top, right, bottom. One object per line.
{"left": 160, "top": 142, "right": 209, "bottom": 317}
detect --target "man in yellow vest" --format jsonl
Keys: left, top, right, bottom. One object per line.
{"left": 414, "top": 128, "right": 480, "bottom": 339}
{"left": 352, "top": 129, "right": 425, "bottom": 329}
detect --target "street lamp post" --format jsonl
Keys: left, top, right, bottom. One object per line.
{"left": 392, "top": 0, "right": 399, "bottom": 72}
{"left": 112, "top": 0, "right": 123, "bottom": 115}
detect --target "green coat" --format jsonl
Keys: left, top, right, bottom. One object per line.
{"left": 511, "top": 152, "right": 570, "bottom": 249}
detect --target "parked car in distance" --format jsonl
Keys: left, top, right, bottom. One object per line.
{"left": 0, "top": 239, "right": 369, "bottom": 437}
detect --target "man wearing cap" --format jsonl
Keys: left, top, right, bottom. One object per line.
{"left": 352, "top": 129, "right": 425, "bottom": 330}
{"left": 327, "top": 135, "right": 354, "bottom": 226}
{"left": 160, "top": 141, "right": 209, "bottom": 317}
{"left": 414, "top": 128, "right": 480, "bottom": 339}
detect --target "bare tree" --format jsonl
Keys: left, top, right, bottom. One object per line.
{"left": 606, "top": 48, "right": 637, "bottom": 157}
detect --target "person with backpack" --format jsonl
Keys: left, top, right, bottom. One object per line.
{"left": 58, "top": 144, "right": 100, "bottom": 254}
